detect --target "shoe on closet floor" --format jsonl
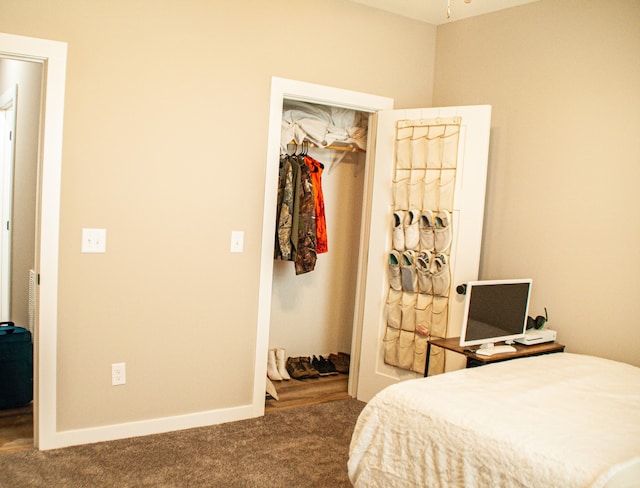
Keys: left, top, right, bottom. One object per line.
{"left": 299, "top": 356, "right": 320, "bottom": 379}
{"left": 276, "top": 348, "right": 290, "bottom": 380}
{"left": 323, "top": 355, "right": 339, "bottom": 375}
{"left": 267, "top": 349, "right": 283, "bottom": 381}
{"left": 312, "top": 355, "right": 339, "bottom": 376}
{"left": 329, "top": 352, "right": 350, "bottom": 374}
{"left": 285, "top": 356, "right": 320, "bottom": 380}
{"left": 265, "top": 377, "right": 279, "bottom": 401}
{"left": 286, "top": 357, "right": 308, "bottom": 380}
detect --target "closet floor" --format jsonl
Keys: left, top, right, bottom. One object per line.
{"left": 265, "top": 374, "right": 350, "bottom": 413}
{"left": 0, "top": 404, "right": 33, "bottom": 453}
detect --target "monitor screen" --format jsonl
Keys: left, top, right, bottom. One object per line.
{"left": 459, "top": 279, "right": 532, "bottom": 348}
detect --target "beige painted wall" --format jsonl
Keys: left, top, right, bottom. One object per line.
{"left": 433, "top": 0, "right": 640, "bottom": 366}
{"left": 0, "top": 0, "right": 435, "bottom": 431}
{"left": 0, "top": 58, "right": 41, "bottom": 328}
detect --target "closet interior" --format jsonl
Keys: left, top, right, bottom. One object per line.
{"left": 266, "top": 99, "right": 369, "bottom": 410}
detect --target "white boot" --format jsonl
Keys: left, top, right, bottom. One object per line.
{"left": 276, "top": 348, "right": 291, "bottom": 380}
{"left": 265, "top": 377, "right": 279, "bottom": 401}
{"left": 267, "top": 349, "right": 283, "bottom": 381}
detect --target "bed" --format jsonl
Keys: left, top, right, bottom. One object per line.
{"left": 348, "top": 353, "right": 640, "bottom": 488}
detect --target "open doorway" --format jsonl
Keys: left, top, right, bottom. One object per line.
{"left": 0, "top": 32, "right": 67, "bottom": 450}
{"left": 265, "top": 98, "right": 370, "bottom": 411}
{"left": 0, "top": 58, "right": 43, "bottom": 452}
{"left": 253, "top": 77, "right": 393, "bottom": 415}
{"left": 0, "top": 50, "right": 44, "bottom": 454}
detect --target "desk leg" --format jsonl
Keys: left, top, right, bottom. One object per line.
{"left": 424, "top": 342, "right": 431, "bottom": 377}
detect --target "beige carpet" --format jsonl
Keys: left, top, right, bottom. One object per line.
{"left": 0, "top": 399, "right": 365, "bottom": 487}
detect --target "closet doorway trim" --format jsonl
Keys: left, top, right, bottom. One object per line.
{"left": 254, "top": 77, "right": 393, "bottom": 415}
{"left": 0, "top": 32, "right": 67, "bottom": 450}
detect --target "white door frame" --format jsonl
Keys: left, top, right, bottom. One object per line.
{"left": 253, "top": 77, "right": 393, "bottom": 414}
{"left": 0, "top": 32, "right": 67, "bottom": 450}
{"left": 0, "top": 85, "right": 17, "bottom": 321}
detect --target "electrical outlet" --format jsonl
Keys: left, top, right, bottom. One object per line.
{"left": 111, "top": 362, "right": 126, "bottom": 386}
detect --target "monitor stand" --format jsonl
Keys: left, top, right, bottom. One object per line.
{"left": 475, "top": 343, "right": 517, "bottom": 357}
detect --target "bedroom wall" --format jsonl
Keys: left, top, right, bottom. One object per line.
{"left": 433, "top": 0, "right": 640, "bottom": 366}
{"left": 0, "top": 1, "right": 435, "bottom": 432}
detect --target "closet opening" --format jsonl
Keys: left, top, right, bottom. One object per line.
{"left": 255, "top": 77, "right": 393, "bottom": 416}
{"left": 265, "top": 98, "right": 369, "bottom": 412}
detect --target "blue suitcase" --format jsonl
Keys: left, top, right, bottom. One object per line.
{"left": 0, "top": 321, "right": 33, "bottom": 409}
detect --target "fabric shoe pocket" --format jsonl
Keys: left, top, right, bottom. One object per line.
{"left": 415, "top": 293, "right": 433, "bottom": 334}
{"left": 419, "top": 211, "right": 435, "bottom": 252}
{"left": 388, "top": 250, "right": 402, "bottom": 291}
{"left": 393, "top": 173, "right": 410, "bottom": 210}
{"left": 395, "top": 126, "right": 412, "bottom": 170}
{"left": 422, "top": 169, "right": 439, "bottom": 210}
{"left": 385, "top": 288, "right": 403, "bottom": 329}
{"left": 431, "top": 254, "right": 450, "bottom": 297}
{"left": 426, "top": 345, "right": 445, "bottom": 376}
{"left": 438, "top": 169, "right": 456, "bottom": 212}
{"left": 410, "top": 126, "right": 429, "bottom": 169}
{"left": 427, "top": 125, "right": 445, "bottom": 169}
{"left": 398, "top": 330, "right": 415, "bottom": 370}
{"left": 400, "top": 291, "right": 417, "bottom": 331}
{"left": 383, "top": 326, "right": 400, "bottom": 367}
{"left": 442, "top": 125, "right": 460, "bottom": 169}
{"left": 412, "top": 335, "right": 429, "bottom": 374}
{"left": 404, "top": 209, "right": 420, "bottom": 251}
{"left": 392, "top": 212, "right": 405, "bottom": 252}
{"left": 400, "top": 250, "right": 417, "bottom": 292}
{"left": 431, "top": 296, "right": 449, "bottom": 338}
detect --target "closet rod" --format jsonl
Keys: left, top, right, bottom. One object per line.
{"left": 287, "top": 140, "right": 365, "bottom": 153}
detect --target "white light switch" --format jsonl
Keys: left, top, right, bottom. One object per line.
{"left": 82, "top": 228, "right": 107, "bottom": 253}
{"left": 230, "top": 231, "right": 244, "bottom": 253}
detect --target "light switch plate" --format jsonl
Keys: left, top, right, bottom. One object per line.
{"left": 82, "top": 228, "right": 107, "bottom": 253}
{"left": 230, "top": 230, "right": 244, "bottom": 253}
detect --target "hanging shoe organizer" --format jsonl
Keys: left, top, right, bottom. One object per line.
{"left": 383, "top": 117, "right": 461, "bottom": 376}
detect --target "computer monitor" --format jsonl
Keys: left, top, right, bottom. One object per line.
{"left": 459, "top": 279, "right": 532, "bottom": 350}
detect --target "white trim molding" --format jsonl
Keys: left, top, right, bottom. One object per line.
{"left": 0, "top": 31, "right": 67, "bottom": 450}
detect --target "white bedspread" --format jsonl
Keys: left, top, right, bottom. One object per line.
{"left": 348, "top": 353, "right": 640, "bottom": 488}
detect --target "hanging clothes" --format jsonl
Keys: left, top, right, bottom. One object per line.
{"left": 294, "top": 156, "right": 317, "bottom": 275}
{"left": 304, "top": 155, "right": 328, "bottom": 254}
{"left": 274, "top": 143, "right": 331, "bottom": 273}
{"left": 275, "top": 154, "right": 300, "bottom": 261}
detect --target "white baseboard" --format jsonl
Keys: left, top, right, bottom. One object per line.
{"left": 40, "top": 403, "right": 256, "bottom": 450}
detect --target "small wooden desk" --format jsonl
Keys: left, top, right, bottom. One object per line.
{"left": 424, "top": 336, "right": 565, "bottom": 377}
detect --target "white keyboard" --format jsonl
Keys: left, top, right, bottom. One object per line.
{"left": 474, "top": 345, "right": 517, "bottom": 357}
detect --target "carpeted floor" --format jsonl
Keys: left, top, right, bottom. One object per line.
{"left": 0, "top": 399, "right": 365, "bottom": 487}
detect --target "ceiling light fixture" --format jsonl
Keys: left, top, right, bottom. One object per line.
{"left": 446, "top": 0, "right": 472, "bottom": 19}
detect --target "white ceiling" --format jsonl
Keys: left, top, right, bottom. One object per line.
{"left": 348, "top": 0, "right": 539, "bottom": 25}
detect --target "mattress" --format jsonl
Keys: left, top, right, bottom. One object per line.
{"left": 348, "top": 353, "right": 640, "bottom": 488}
